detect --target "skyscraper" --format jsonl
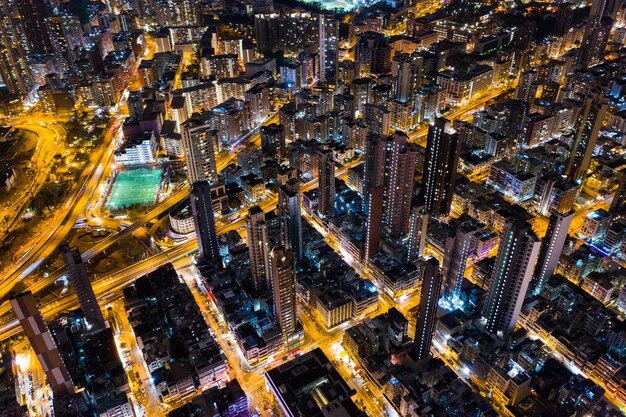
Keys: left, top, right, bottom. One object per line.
{"left": 554, "top": 3, "right": 575, "bottom": 36}
{"left": 566, "top": 90, "right": 608, "bottom": 183}
{"left": 364, "top": 187, "right": 384, "bottom": 259}
{"left": 46, "top": 14, "right": 82, "bottom": 77}
{"left": 384, "top": 132, "right": 418, "bottom": 238}
{"left": 531, "top": 211, "right": 573, "bottom": 296}
{"left": 483, "top": 218, "right": 541, "bottom": 336}
{"left": 319, "top": 13, "right": 338, "bottom": 85}
{"left": 354, "top": 31, "right": 391, "bottom": 77}
{"left": 362, "top": 104, "right": 390, "bottom": 136}
{"left": 253, "top": 0, "right": 274, "bottom": 13}
{"left": 579, "top": 0, "right": 612, "bottom": 67}
{"left": 176, "top": 0, "right": 200, "bottom": 25}
{"left": 421, "top": 117, "right": 460, "bottom": 218}
{"left": 406, "top": 204, "right": 428, "bottom": 263}
{"left": 536, "top": 174, "right": 579, "bottom": 216}
{"left": 515, "top": 71, "right": 538, "bottom": 104}
{"left": 391, "top": 53, "right": 423, "bottom": 104}
{"left": 610, "top": 168, "right": 626, "bottom": 215}
{"left": 606, "top": 0, "right": 622, "bottom": 18}
{"left": 412, "top": 258, "right": 442, "bottom": 361}
{"left": 16, "top": 0, "right": 53, "bottom": 54}
{"left": 0, "top": 35, "right": 30, "bottom": 97}
{"left": 318, "top": 149, "right": 335, "bottom": 217}
{"left": 59, "top": 242, "right": 105, "bottom": 331}
{"left": 10, "top": 292, "right": 74, "bottom": 397}
{"left": 260, "top": 123, "right": 286, "bottom": 159}
{"left": 363, "top": 133, "right": 386, "bottom": 214}
{"left": 0, "top": 3, "right": 33, "bottom": 96}
{"left": 363, "top": 132, "right": 418, "bottom": 237}
{"left": 278, "top": 179, "right": 302, "bottom": 264}
{"left": 190, "top": 181, "right": 220, "bottom": 262}
{"left": 246, "top": 205, "right": 270, "bottom": 291}
{"left": 152, "top": 0, "right": 199, "bottom": 26}
{"left": 254, "top": 13, "right": 280, "bottom": 54}
{"left": 442, "top": 221, "right": 478, "bottom": 301}
{"left": 182, "top": 118, "right": 218, "bottom": 184}
{"left": 269, "top": 245, "right": 296, "bottom": 336}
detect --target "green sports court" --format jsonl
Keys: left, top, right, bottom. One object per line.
{"left": 106, "top": 167, "right": 163, "bottom": 210}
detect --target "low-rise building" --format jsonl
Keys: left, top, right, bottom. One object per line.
{"left": 436, "top": 64, "right": 493, "bottom": 105}
{"left": 124, "top": 264, "right": 228, "bottom": 405}
{"left": 582, "top": 272, "right": 617, "bottom": 305}
{"left": 487, "top": 160, "right": 537, "bottom": 202}
{"left": 241, "top": 173, "right": 266, "bottom": 203}
{"left": 579, "top": 209, "right": 611, "bottom": 243}
{"left": 166, "top": 379, "right": 249, "bottom": 417}
{"left": 0, "top": 349, "right": 26, "bottom": 417}
{"left": 368, "top": 254, "right": 422, "bottom": 301}
{"left": 534, "top": 173, "right": 579, "bottom": 216}
{"left": 48, "top": 315, "right": 132, "bottom": 417}
{"left": 161, "top": 120, "right": 183, "bottom": 158}
{"left": 0, "top": 164, "right": 16, "bottom": 193}
{"left": 210, "top": 98, "right": 252, "bottom": 148}
{"left": 169, "top": 202, "right": 195, "bottom": 235}
{"left": 342, "top": 309, "right": 411, "bottom": 388}
{"left": 315, "top": 290, "right": 353, "bottom": 329}
{"left": 114, "top": 132, "right": 158, "bottom": 166}
{"left": 265, "top": 348, "right": 364, "bottom": 417}
{"left": 556, "top": 244, "right": 602, "bottom": 284}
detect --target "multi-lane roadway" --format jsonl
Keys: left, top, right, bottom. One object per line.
{"left": 0, "top": 72, "right": 519, "bottom": 417}
{"left": 0, "top": 85, "right": 500, "bottom": 340}
{"left": 407, "top": 85, "right": 513, "bottom": 146}
{"left": 0, "top": 150, "right": 362, "bottom": 342}
{"left": 0, "top": 119, "right": 123, "bottom": 300}
{"left": 0, "top": 188, "right": 189, "bottom": 319}
{"left": 0, "top": 122, "right": 65, "bottom": 235}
